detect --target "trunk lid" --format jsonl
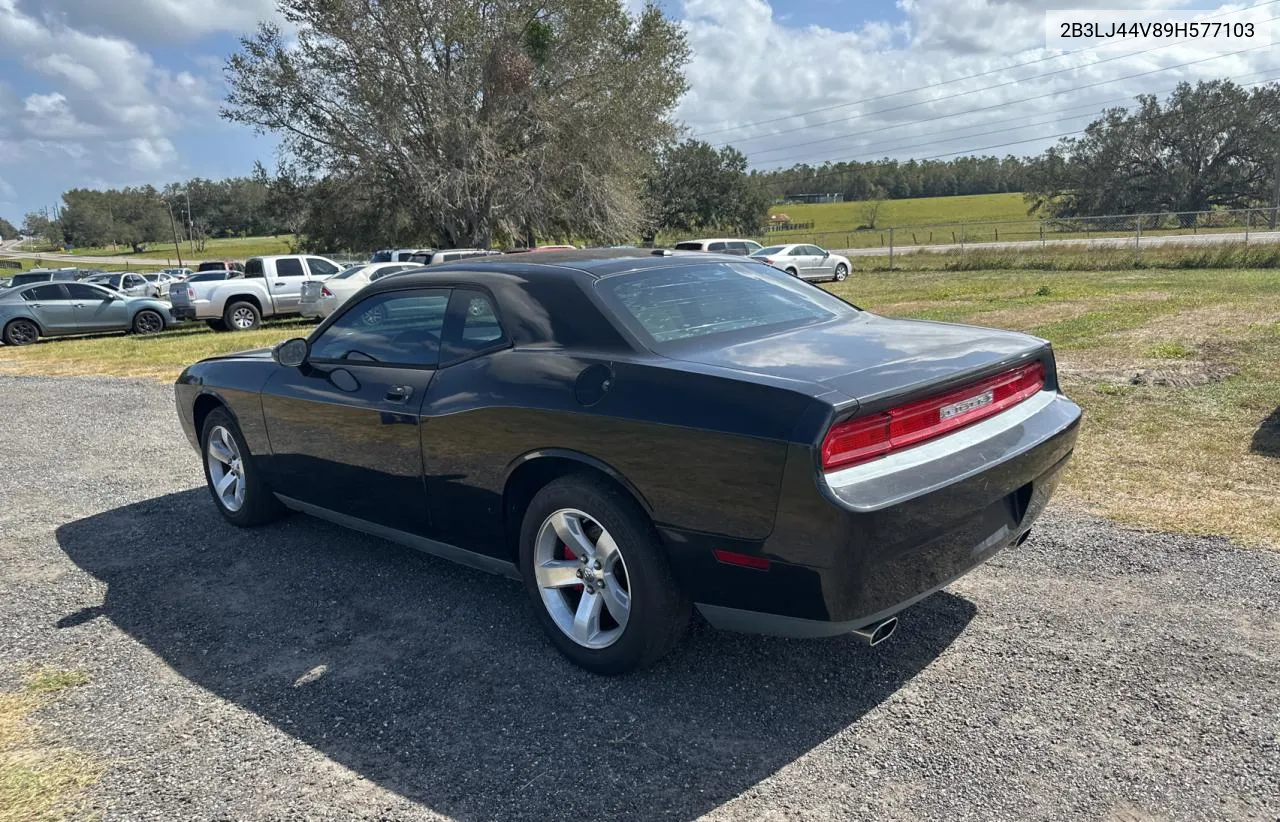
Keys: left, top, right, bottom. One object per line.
{"left": 665, "top": 314, "right": 1047, "bottom": 405}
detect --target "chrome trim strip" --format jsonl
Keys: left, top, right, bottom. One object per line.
{"left": 275, "top": 494, "right": 521, "bottom": 580}
{"left": 822, "top": 390, "right": 1080, "bottom": 511}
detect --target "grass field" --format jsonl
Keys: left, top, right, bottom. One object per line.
{"left": 65, "top": 234, "right": 297, "bottom": 262}
{"left": 769, "top": 192, "right": 1030, "bottom": 233}
{"left": 0, "top": 265, "right": 1276, "bottom": 547}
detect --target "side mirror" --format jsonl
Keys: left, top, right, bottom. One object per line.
{"left": 822, "top": 250, "right": 830, "bottom": 258}
{"left": 273, "top": 337, "right": 309, "bottom": 368}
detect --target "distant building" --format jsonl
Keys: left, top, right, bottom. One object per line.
{"left": 784, "top": 193, "right": 844, "bottom": 204}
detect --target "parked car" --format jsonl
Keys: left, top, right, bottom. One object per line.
{"left": 505, "top": 245, "right": 578, "bottom": 254}
{"left": 174, "top": 250, "right": 1080, "bottom": 674}
{"left": 370, "top": 248, "right": 423, "bottom": 263}
{"left": 407, "top": 249, "right": 504, "bottom": 265}
{"left": 9, "top": 269, "right": 79, "bottom": 287}
{"left": 86, "top": 272, "right": 156, "bottom": 298}
{"left": 162, "top": 267, "right": 193, "bottom": 280}
{"left": 299, "top": 262, "right": 419, "bottom": 318}
{"left": 196, "top": 260, "right": 246, "bottom": 274}
{"left": 673, "top": 238, "right": 764, "bottom": 256}
{"left": 141, "top": 272, "right": 179, "bottom": 298}
{"left": 0, "top": 277, "right": 11, "bottom": 289}
{"left": 1, "top": 281, "right": 174, "bottom": 345}
{"left": 750, "top": 243, "right": 851, "bottom": 282}
{"left": 169, "top": 254, "right": 345, "bottom": 331}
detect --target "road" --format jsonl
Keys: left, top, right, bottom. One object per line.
{"left": 0, "top": 374, "right": 1276, "bottom": 821}
{"left": 833, "top": 228, "right": 1280, "bottom": 257}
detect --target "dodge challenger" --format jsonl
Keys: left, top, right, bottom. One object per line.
{"left": 174, "top": 249, "right": 1081, "bottom": 674}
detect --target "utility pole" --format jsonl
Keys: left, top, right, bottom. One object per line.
{"left": 166, "top": 199, "right": 184, "bottom": 267}
{"left": 1271, "top": 147, "right": 1280, "bottom": 230}
{"left": 184, "top": 188, "right": 194, "bottom": 248}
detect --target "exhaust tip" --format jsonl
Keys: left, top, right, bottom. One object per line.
{"left": 852, "top": 616, "right": 898, "bottom": 647}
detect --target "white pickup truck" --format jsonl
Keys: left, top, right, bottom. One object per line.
{"left": 168, "top": 254, "right": 343, "bottom": 331}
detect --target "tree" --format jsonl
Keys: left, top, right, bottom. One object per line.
{"left": 1025, "top": 80, "right": 1280, "bottom": 217}
{"left": 0, "top": 216, "right": 17, "bottom": 239}
{"left": 857, "top": 184, "right": 888, "bottom": 229}
{"left": 223, "top": 0, "right": 689, "bottom": 248}
{"left": 644, "top": 139, "right": 771, "bottom": 235}
{"left": 22, "top": 212, "right": 62, "bottom": 246}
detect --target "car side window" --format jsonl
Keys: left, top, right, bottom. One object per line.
{"left": 788, "top": 247, "right": 807, "bottom": 256}
{"left": 23, "top": 284, "right": 66, "bottom": 300}
{"left": 65, "top": 283, "right": 110, "bottom": 300}
{"left": 275, "top": 258, "right": 305, "bottom": 278}
{"left": 708, "top": 242, "right": 726, "bottom": 252}
{"left": 306, "top": 258, "right": 339, "bottom": 277}
{"left": 244, "top": 259, "right": 264, "bottom": 278}
{"left": 727, "top": 242, "right": 748, "bottom": 255}
{"left": 310, "top": 289, "right": 450, "bottom": 367}
{"left": 442, "top": 288, "right": 506, "bottom": 364}
{"left": 369, "top": 265, "right": 411, "bottom": 281}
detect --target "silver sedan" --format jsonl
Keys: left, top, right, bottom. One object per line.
{"left": 750, "top": 243, "right": 852, "bottom": 282}
{"left": 0, "top": 281, "right": 175, "bottom": 346}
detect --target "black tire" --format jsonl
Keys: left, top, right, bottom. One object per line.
{"left": 785, "top": 267, "right": 799, "bottom": 277}
{"left": 833, "top": 263, "right": 848, "bottom": 282}
{"left": 223, "top": 301, "right": 261, "bottom": 331}
{"left": 199, "top": 408, "right": 284, "bottom": 527}
{"left": 206, "top": 319, "right": 228, "bottom": 332}
{"left": 132, "top": 309, "right": 165, "bottom": 334}
{"left": 519, "top": 474, "right": 691, "bottom": 674}
{"left": 2, "top": 318, "right": 40, "bottom": 346}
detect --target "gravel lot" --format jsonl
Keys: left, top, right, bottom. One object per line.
{"left": 1, "top": 374, "right": 1277, "bottom": 821}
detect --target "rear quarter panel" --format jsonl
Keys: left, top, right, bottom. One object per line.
{"left": 421, "top": 349, "right": 822, "bottom": 552}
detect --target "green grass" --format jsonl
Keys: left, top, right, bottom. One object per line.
{"left": 1, "top": 668, "right": 99, "bottom": 822}
{"left": 66, "top": 234, "right": 297, "bottom": 262}
{"left": 849, "top": 242, "right": 1280, "bottom": 273}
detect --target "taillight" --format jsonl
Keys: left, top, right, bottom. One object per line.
{"left": 320, "top": 286, "right": 334, "bottom": 298}
{"left": 821, "top": 361, "right": 1046, "bottom": 471}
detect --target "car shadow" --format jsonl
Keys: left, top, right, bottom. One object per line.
{"left": 55, "top": 489, "right": 976, "bottom": 821}
{"left": 1250, "top": 406, "right": 1280, "bottom": 458}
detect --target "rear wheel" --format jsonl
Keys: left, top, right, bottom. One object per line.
{"left": 520, "top": 475, "right": 690, "bottom": 674}
{"left": 132, "top": 309, "right": 165, "bottom": 334}
{"left": 2, "top": 318, "right": 39, "bottom": 346}
{"left": 200, "top": 408, "right": 283, "bottom": 527}
{"left": 785, "top": 267, "right": 799, "bottom": 277}
{"left": 224, "top": 301, "right": 261, "bottom": 331}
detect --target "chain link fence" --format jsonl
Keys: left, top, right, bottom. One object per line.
{"left": 753, "top": 207, "right": 1280, "bottom": 255}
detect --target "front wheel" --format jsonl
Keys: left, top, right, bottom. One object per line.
{"left": 200, "top": 408, "right": 284, "bottom": 526}
{"left": 3, "top": 318, "right": 39, "bottom": 346}
{"left": 833, "top": 263, "right": 848, "bottom": 282}
{"left": 132, "top": 309, "right": 165, "bottom": 334}
{"left": 520, "top": 475, "right": 690, "bottom": 674}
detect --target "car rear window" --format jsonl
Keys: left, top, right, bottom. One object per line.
{"left": 596, "top": 261, "right": 854, "bottom": 345}
{"left": 673, "top": 242, "right": 702, "bottom": 251}
{"left": 754, "top": 246, "right": 786, "bottom": 256}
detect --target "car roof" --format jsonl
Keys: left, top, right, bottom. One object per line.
{"left": 362, "top": 249, "right": 762, "bottom": 295}
{"left": 679, "top": 238, "right": 759, "bottom": 245}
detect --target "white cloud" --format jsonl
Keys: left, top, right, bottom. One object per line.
{"left": 15, "top": 0, "right": 279, "bottom": 41}
{"left": 679, "top": 0, "right": 1277, "bottom": 170}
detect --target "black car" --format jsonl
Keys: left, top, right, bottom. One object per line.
{"left": 175, "top": 250, "right": 1080, "bottom": 673}
{"left": 10, "top": 269, "right": 79, "bottom": 287}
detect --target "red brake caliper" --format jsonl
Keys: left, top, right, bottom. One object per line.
{"left": 562, "top": 544, "right": 585, "bottom": 591}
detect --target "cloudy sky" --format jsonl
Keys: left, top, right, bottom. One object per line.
{"left": 1, "top": 0, "right": 1276, "bottom": 225}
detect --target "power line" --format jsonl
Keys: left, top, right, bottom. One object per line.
{"left": 698, "top": 0, "right": 1279, "bottom": 146}
{"left": 748, "top": 42, "right": 1273, "bottom": 166}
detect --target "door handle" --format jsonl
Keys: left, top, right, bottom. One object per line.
{"left": 74, "top": 303, "right": 86, "bottom": 308}
{"left": 385, "top": 385, "right": 413, "bottom": 403}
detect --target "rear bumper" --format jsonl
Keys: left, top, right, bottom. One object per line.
{"left": 674, "top": 391, "right": 1081, "bottom": 637}
{"left": 171, "top": 306, "right": 197, "bottom": 321}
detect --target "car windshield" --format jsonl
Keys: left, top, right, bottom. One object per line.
{"left": 596, "top": 261, "right": 855, "bottom": 346}
{"left": 187, "top": 271, "right": 227, "bottom": 282}
{"left": 752, "top": 246, "right": 786, "bottom": 256}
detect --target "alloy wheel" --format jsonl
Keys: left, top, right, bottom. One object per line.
{"left": 135, "top": 311, "right": 163, "bottom": 333}
{"left": 206, "top": 425, "right": 246, "bottom": 512}
{"left": 5, "top": 320, "right": 38, "bottom": 345}
{"left": 533, "top": 508, "right": 631, "bottom": 649}
{"left": 231, "top": 307, "right": 257, "bottom": 330}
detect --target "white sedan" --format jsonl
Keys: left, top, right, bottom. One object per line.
{"left": 750, "top": 243, "right": 851, "bottom": 282}
{"left": 299, "top": 261, "right": 418, "bottom": 318}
